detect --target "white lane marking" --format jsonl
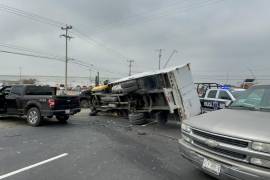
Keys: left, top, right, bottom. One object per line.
{"left": 0, "top": 153, "right": 68, "bottom": 179}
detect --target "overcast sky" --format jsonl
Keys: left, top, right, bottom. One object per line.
{"left": 0, "top": 0, "right": 270, "bottom": 83}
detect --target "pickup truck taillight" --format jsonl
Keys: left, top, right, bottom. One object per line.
{"left": 48, "top": 99, "right": 55, "bottom": 108}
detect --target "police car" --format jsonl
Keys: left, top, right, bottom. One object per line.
{"left": 199, "top": 86, "right": 245, "bottom": 110}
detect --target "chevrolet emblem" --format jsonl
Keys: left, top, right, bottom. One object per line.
{"left": 205, "top": 139, "right": 219, "bottom": 148}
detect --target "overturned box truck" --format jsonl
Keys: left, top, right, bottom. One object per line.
{"left": 89, "top": 63, "right": 201, "bottom": 125}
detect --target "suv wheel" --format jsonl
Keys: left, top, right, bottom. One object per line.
{"left": 27, "top": 107, "right": 42, "bottom": 127}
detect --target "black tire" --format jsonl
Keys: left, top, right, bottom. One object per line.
{"left": 56, "top": 115, "right": 69, "bottom": 123}
{"left": 129, "top": 113, "right": 146, "bottom": 125}
{"left": 47, "top": 115, "right": 53, "bottom": 119}
{"left": 26, "top": 107, "right": 42, "bottom": 127}
{"left": 122, "top": 85, "right": 139, "bottom": 94}
{"left": 80, "top": 99, "right": 89, "bottom": 108}
{"left": 100, "top": 96, "right": 118, "bottom": 102}
{"left": 156, "top": 111, "right": 169, "bottom": 125}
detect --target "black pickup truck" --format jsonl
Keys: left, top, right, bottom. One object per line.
{"left": 0, "top": 85, "right": 80, "bottom": 126}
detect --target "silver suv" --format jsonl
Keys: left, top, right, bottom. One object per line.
{"left": 179, "top": 85, "right": 270, "bottom": 180}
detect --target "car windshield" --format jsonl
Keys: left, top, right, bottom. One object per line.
{"left": 230, "top": 86, "right": 270, "bottom": 111}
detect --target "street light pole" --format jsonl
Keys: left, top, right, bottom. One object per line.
{"left": 60, "top": 25, "right": 72, "bottom": 92}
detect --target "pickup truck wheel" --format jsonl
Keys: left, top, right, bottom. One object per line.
{"left": 56, "top": 115, "right": 69, "bottom": 123}
{"left": 80, "top": 99, "right": 89, "bottom": 108}
{"left": 27, "top": 107, "right": 42, "bottom": 127}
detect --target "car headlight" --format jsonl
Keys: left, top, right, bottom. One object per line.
{"left": 250, "top": 158, "right": 270, "bottom": 169}
{"left": 181, "top": 123, "right": 192, "bottom": 133}
{"left": 252, "top": 142, "right": 270, "bottom": 153}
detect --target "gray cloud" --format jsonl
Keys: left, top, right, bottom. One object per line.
{"left": 0, "top": 0, "right": 270, "bottom": 85}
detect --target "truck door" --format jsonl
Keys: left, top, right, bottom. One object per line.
{"left": 6, "top": 86, "right": 23, "bottom": 114}
{"left": 217, "top": 90, "right": 233, "bottom": 107}
{"left": 201, "top": 89, "right": 218, "bottom": 109}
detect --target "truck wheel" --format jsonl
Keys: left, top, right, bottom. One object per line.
{"left": 27, "top": 107, "right": 42, "bottom": 127}
{"left": 129, "top": 113, "right": 146, "bottom": 125}
{"left": 56, "top": 115, "right": 69, "bottom": 123}
{"left": 80, "top": 99, "right": 89, "bottom": 108}
{"left": 156, "top": 111, "right": 169, "bottom": 125}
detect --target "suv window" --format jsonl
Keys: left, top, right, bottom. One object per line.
{"left": 218, "top": 91, "right": 231, "bottom": 100}
{"left": 207, "top": 90, "right": 217, "bottom": 98}
{"left": 10, "top": 86, "right": 24, "bottom": 95}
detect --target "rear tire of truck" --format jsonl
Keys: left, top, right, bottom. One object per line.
{"left": 26, "top": 107, "right": 42, "bottom": 127}
{"left": 156, "top": 111, "right": 168, "bottom": 125}
{"left": 129, "top": 113, "right": 146, "bottom": 125}
{"left": 56, "top": 115, "right": 69, "bottom": 123}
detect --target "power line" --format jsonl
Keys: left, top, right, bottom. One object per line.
{"left": 0, "top": 3, "right": 64, "bottom": 27}
{"left": 85, "top": 0, "right": 223, "bottom": 36}
{"left": 0, "top": 3, "right": 130, "bottom": 61}
{"left": 163, "top": 49, "right": 177, "bottom": 68}
{"left": 0, "top": 43, "right": 66, "bottom": 60}
{"left": 0, "top": 49, "right": 65, "bottom": 62}
{"left": 0, "top": 46, "right": 125, "bottom": 77}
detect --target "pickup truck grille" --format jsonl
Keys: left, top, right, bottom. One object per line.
{"left": 188, "top": 128, "right": 250, "bottom": 162}
{"left": 193, "top": 140, "right": 247, "bottom": 160}
{"left": 193, "top": 129, "right": 249, "bottom": 148}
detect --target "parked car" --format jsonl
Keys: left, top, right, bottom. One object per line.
{"left": 0, "top": 85, "right": 80, "bottom": 126}
{"left": 89, "top": 64, "right": 202, "bottom": 125}
{"left": 179, "top": 85, "right": 270, "bottom": 179}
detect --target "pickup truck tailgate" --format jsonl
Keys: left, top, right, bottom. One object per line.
{"left": 54, "top": 96, "right": 80, "bottom": 110}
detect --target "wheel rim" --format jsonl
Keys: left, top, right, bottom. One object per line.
{"left": 28, "top": 111, "right": 38, "bottom": 124}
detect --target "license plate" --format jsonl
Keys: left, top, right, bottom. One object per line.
{"left": 65, "top": 109, "right": 70, "bottom": 114}
{"left": 202, "top": 158, "right": 221, "bottom": 175}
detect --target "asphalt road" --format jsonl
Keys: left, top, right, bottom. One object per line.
{"left": 0, "top": 111, "right": 215, "bottom": 180}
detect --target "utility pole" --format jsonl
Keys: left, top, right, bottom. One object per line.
{"left": 19, "top": 66, "right": 22, "bottom": 84}
{"left": 60, "top": 25, "right": 73, "bottom": 92}
{"left": 88, "top": 64, "right": 93, "bottom": 85}
{"left": 127, "top": 60, "right": 134, "bottom": 76}
{"left": 156, "top": 49, "right": 163, "bottom": 70}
